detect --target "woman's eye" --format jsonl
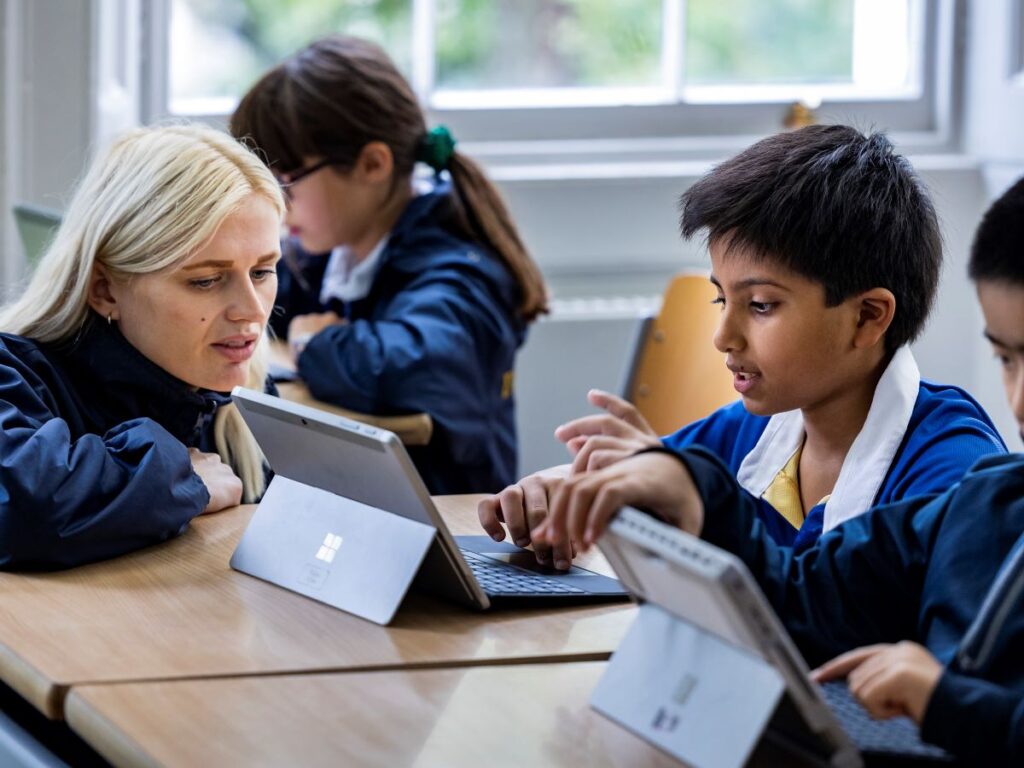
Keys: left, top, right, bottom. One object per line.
{"left": 711, "top": 296, "right": 725, "bottom": 307}
{"left": 750, "top": 301, "right": 775, "bottom": 314}
{"left": 189, "top": 276, "right": 221, "bottom": 289}
{"left": 252, "top": 269, "right": 277, "bottom": 281}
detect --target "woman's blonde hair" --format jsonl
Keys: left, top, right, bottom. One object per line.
{"left": 0, "top": 123, "right": 285, "bottom": 502}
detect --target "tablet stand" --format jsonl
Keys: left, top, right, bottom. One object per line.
{"left": 231, "top": 475, "right": 436, "bottom": 625}
{"left": 591, "top": 603, "right": 786, "bottom": 768}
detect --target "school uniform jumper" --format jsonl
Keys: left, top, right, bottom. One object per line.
{"left": 0, "top": 317, "right": 236, "bottom": 569}
{"left": 661, "top": 346, "right": 1007, "bottom": 550}
{"left": 670, "top": 447, "right": 1024, "bottom": 767}
{"left": 272, "top": 180, "right": 526, "bottom": 495}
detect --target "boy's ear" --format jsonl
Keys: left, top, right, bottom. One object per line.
{"left": 87, "top": 264, "right": 119, "bottom": 321}
{"left": 354, "top": 141, "right": 394, "bottom": 185}
{"left": 852, "top": 287, "right": 896, "bottom": 349}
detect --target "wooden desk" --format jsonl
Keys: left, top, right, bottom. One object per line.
{"left": 270, "top": 342, "right": 433, "bottom": 446}
{"left": 0, "top": 496, "right": 633, "bottom": 719}
{"left": 275, "top": 381, "right": 433, "bottom": 446}
{"left": 65, "top": 662, "right": 821, "bottom": 768}
{"left": 66, "top": 662, "right": 678, "bottom": 768}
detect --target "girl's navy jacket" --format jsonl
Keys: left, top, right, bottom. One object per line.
{"left": 675, "top": 446, "right": 1024, "bottom": 766}
{"left": 272, "top": 181, "right": 527, "bottom": 495}
{"left": 0, "top": 317, "right": 225, "bottom": 569}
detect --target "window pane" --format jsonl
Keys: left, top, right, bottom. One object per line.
{"left": 170, "top": 0, "right": 412, "bottom": 112}
{"left": 434, "top": 0, "right": 664, "bottom": 91}
{"left": 685, "top": 0, "right": 855, "bottom": 86}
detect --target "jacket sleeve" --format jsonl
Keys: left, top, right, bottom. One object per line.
{"left": 0, "top": 361, "right": 210, "bottom": 570}
{"left": 672, "top": 446, "right": 945, "bottom": 666}
{"left": 297, "top": 269, "right": 511, "bottom": 428}
{"left": 886, "top": 394, "right": 1007, "bottom": 501}
{"left": 920, "top": 670, "right": 1024, "bottom": 767}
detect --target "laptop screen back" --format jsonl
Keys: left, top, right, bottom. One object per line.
{"left": 234, "top": 390, "right": 433, "bottom": 526}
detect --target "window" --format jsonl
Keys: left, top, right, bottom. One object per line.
{"left": 155, "top": 0, "right": 954, "bottom": 156}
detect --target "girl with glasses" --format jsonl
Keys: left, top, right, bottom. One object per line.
{"left": 231, "top": 35, "right": 547, "bottom": 495}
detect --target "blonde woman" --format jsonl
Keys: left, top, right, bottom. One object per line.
{"left": 0, "top": 123, "right": 284, "bottom": 568}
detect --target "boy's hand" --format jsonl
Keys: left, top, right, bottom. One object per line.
{"left": 533, "top": 451, "right": 705, "bottom": 550}
{"left": 476, "top": 465, "right": 576, "bottom": 569}
{"left": 555, "top": 390, "right": 660, "bottom": 474}
{"left": 189, "top": 448, "right": 243, "bottom": 514}
{"left": 812, "top": 642, "right": 943, "bottom": 724}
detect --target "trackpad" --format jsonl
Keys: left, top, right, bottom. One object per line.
{"left": 456, "top": 535, "right": 595, "bottom": 576}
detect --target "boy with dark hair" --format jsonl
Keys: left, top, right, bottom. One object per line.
{"left": 480, "top": 125, "right": 1005, "bottom": 565}
{"left": 531, "top": 176, "right": 1024, "bottom": 767}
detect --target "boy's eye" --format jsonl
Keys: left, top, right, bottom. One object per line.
{"left": 251, "top": 269, "right": 276, "bottom": 281}
{"left": 995, "top": 351, "right": 1013, "bottom": 368}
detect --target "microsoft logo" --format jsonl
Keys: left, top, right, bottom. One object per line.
{"left": 316, "top": 533, "right": 343, "bottom": 563}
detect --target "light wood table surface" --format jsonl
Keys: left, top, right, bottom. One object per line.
{"left": 0, "top": 495, "right": 633, "bottom": 719}
{"left": 66, "top": 662, "right": 820, "bottom": 768}
{"left": 270, "top": 342, "right": 433, "bottom": 445}
{"left": 66, "top": 662, "right": 681, "bottom": 768}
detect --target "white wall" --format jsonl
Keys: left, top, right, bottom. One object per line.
{"left": 964, "top": 0, "right": 1024, "bottom": 195}
{"left": 956, "top": 0, "right": 1024, "bottom": 445}
{"left": 2, "top": 0, "right": 95, "bottom": 284}
{"left": 1, "top": 0, "right": 8, "bottom": 281}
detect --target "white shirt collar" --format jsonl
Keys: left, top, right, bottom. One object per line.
{"left": 319, "top": 236, "right": 388, "bottom": 305}
{"left": 736, "top": 346, "right": 921, "bottom": 532}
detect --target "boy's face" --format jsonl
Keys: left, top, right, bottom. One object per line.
{"left": 976, "top": 279, "right": 1024, "bottom": 439}
{"left": 709, "top": 242, "right": 881, "bottom": 417}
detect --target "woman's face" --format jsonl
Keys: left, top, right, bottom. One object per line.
{"left": 93, "top": 193, "right": 282, "bottom": 392}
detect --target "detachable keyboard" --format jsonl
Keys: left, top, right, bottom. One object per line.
{"left": 820, "top": 680, "right": 955, "bottom": 762}
{"left": 459, "top": 549, "right": 586, "bottom": 596}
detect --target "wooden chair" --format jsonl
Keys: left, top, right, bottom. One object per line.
{"left": 623, "top": 273, "right": 736, "bottom": 435}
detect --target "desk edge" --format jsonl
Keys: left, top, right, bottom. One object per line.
{"left": 65, "top": 689, "right": 161, "bottom": 768}
{"left": 0, "top": 640, "right": 64, "bottom": 719}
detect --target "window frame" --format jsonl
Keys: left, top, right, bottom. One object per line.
{"left": 143, "top": 0, "right": 964, "bottom": 166}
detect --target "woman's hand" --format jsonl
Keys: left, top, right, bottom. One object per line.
{"left": 189, "top": 448, "right": 243, "bottom": 513}
{"left": 812, "top": 642, "right": 944, "bottom": 724}
{"left": 532, "top": 450, "right": 705, "bottom": 550}
{"left": 555, "top": 390, "right": 660, "bottom": 474}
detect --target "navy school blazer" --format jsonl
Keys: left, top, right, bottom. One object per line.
{"left": 0, "top": 316, "right": 246, "bottom": 569}
{"left": 675, "top": 447, "right": 1024, "bottom": 766}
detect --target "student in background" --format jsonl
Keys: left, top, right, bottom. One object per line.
{"left": 529, "top": 177, "right": 1024, "bottom": 767}
{"left": 230, "top": 35, "right": 547, "bottom": 495}
{"left": 0, "top": 123, "right": 284, "bottom": 569}
{"left": 479, "top": 125, "right": 1006, "bottom": 567}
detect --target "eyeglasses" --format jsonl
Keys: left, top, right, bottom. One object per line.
{"left": 278, "top": 158, "right": 346, "bottom": 201}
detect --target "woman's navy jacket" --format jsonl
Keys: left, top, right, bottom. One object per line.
{"left": 272, "top": 181, "right": 526, "bottom": 495}
{"left": 0, "top": 317, "right": 226, "bottom": 570}
{"left": 675, "top": 447, "right": 1024, "bottom": 766}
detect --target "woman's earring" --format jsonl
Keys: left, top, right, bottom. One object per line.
{"left": 107, "top": 313, "right": 112, "bottom": 325}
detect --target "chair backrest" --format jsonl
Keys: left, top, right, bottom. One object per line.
{"left": 623, "top": 273, "right": 736, "bottom": 434}
{"left": 13, "top": 204, "right": 62, "bottom": 266}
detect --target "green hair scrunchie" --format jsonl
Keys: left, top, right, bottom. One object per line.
{"left": 417, "top": 125, "right": 456, "bottom": 172}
